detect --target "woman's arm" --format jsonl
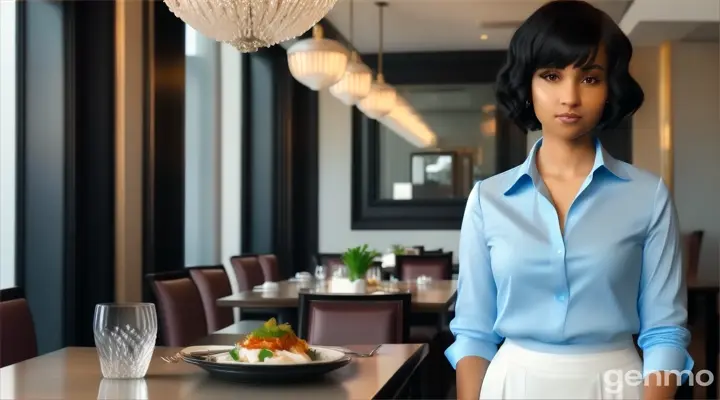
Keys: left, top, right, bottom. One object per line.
{"left": 445, "top": 181, "right": 503, "bottom": 400}
{"left": 637, "top": 178, "right": 693, "bottom": 400}
{"left": 456, "top": 356, "right": 490, "bottom": 400}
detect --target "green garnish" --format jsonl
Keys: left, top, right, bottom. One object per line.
{"left": 306, "top": 348, "right": 319, "bottom": 361}
{"left": 249, "top": 318, "right": 294, "bottom": 339}
{"left": 229, "top": 347, "right": 240, "bottom": 361}
{"left": 258, "top": 348, "right": 273, "bottom": 362}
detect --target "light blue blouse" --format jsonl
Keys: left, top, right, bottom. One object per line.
{"left": 445, "top": 137, "right": 693, "bottom": 378}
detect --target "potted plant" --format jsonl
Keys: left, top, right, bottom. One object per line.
{"left": 333, "top": 244, "right": 380, "bottom": 293}
{"left": 391, "top": 244, "right": 406, "bottom": 256}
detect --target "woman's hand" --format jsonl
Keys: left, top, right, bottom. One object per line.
{"left": 456, "top": 356, "right": 490, "bottom": 400}
{"left": 643, "top": 371, "right": 679, "bottom": 400}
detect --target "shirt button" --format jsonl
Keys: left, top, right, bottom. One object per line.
{"left": 556, "top": 249, "right": 564, "bottom": 255}
{"left": 556, "top": 294, "right": 567, "bottom": 302}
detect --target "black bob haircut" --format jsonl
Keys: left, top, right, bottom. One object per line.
{"left": 495, "top": 0, "right": 644, "bottom": 132}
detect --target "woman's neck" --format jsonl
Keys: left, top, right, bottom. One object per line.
{"left": 535, "top": 134, "right": 596, "bottom": 180}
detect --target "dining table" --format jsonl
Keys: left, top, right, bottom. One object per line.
{"left": 0, "top": 343, "right": 428, "bottom": 399}
{"left": 216, "top": 279, "right": 457, "bottom": 313}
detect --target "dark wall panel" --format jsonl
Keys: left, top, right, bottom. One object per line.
{"left": 18, "top": 0, "right": 116, "bottom": 352}
{"left": 242, "top": 44, "right": 319, "bottom": 277}
{"left": 142, "top": 1, "right": 185, "bottom": 295}
{"left": 67, "top": 0, "right": 116, "bottom": 347}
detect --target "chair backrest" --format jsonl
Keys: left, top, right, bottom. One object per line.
{"left": 229, "top": 255, "right": 265, "bottom": 291}
{"left": 188, "top": 266, "right": 234, "bottom": 333}
{"left": 311, "top": 253, "right": 345, "bottom": 274}
{"left": 298, "top": 292, "right": 411, "bottom": 346}
{"left": 395, "top": 253, "right": 453, "bottom": 281}
{"left": 257, "top": 254, "right": 281, "bottom": 282}
{"left": 146, "top": 270, "right": 208, "bottom": 346}
{"left": 0, "top": 288, "right": 38, "bottom": 368}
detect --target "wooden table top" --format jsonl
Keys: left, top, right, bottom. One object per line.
{"left": 217, "top": 279, "right": 457, "bottom": 312}
{"left": 0, "top": 344, "right": 428, "bottom": 400}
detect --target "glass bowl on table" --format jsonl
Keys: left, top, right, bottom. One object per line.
{"left": 366, "top": 266, "right": 382, "bottom": 286}
{"left": 93, "top": 303, "right": 158, "bottom": 379}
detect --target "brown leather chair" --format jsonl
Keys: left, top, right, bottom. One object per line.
{"left": 230, "top": 255, "right": 266, "bottom": 291}
{"left": 298, "top": 292, "right": 411, "bottom": 346}
{"left": 188, "top": 265, "right": 234, "bottom": 333}
{"left": 146, "top": 270, "right": 208, "bottom": 346}
{"left": 257, "top": 254, "right": 281, "bottom": 282}
{"left": 395, "top": 253, "right": 453, "bottom": 281}
{"left": 0, "top": 287, "right": 38, "bottom": 367}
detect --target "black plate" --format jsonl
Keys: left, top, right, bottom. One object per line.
{"left": 181, "top": 347, "right": 352, "bottom": 383}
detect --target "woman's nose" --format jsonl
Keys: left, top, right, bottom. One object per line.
{"left": 560, "top": 81, "right": 581, "bottom": 107}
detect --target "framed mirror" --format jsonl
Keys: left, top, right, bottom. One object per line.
{"left": 351, "top": 51, "right": 528, "bottom": 230}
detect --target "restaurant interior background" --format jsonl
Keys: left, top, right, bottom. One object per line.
{"left": 0, "top": 0, "right": 718, "bottom": 391}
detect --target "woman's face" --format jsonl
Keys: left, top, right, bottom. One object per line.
{"left": 530, "top": 46, "right": 608, "bottom": 140}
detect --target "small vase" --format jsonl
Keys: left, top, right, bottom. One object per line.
{"left": 330, "top": 277, "right": 367, "bottom": 294}
{"left": 349, "top": 278, "right": 366, "bottom": 293}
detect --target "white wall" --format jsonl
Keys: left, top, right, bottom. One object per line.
{"left": 0, "top": 0, "right": 17, "bottom": 290}
{"left": 318, "top": 90, "right": 460, "bottom": 257}
{"left": 671, "top": 43, "right": 720, "bottom": 283}
{"left": 219, "top": 43, "right": 244, "bottom": 297}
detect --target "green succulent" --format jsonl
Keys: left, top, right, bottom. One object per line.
{"left": 341, "top": 244, "right": 380, "bottom": 281}
{"left": 391, "top": 244, "right": 406, "bottom": 255}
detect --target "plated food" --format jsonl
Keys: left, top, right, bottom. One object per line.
{"left": 180, "top": 319, "right": 352, "bottom": 382}
{"left": 217, "top": 318, "right": 319, "bottom": 365}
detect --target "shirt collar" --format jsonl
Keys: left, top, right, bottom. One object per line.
{"left": 503, "top": 136, "right": 629, "bottom": 195}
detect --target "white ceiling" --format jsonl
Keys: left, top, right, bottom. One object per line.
{"left": 619, "top": 0, "right": 719, "bottom": 45}
{"left": 325, "top": 0, "right": 634, "bottom": 53}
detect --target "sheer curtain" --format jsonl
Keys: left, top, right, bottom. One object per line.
{"left": 184, "top": 25, "right": 221, "bottom": 267}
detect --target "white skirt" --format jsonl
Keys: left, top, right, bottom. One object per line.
{"left": 480, "top": 340, "right": 644, "bottom": 399}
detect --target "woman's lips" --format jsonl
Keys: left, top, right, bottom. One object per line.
{"left": 556, "top": 113, "right": 582, "bottom": 124}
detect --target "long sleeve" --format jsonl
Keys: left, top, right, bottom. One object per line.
{"left": 637, "top": 178, "right": 693, "bottom": 379}
{"left": 445, "top": 181, "right": 503, "bottom": 368}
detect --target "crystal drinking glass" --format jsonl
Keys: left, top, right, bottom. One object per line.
{"left": 314, "top": 265, "right": 327, "bottom": 281}
{"left": 93, "top": 303, "right": 158, "bottom": 379}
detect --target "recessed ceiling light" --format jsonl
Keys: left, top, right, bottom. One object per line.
{"left": 480, "top": 34, "right": 489, "bottom": 40}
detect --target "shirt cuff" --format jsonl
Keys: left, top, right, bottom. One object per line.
{"left": 643, "top": 345, "right": 695, "bottom": 384}
{"left": 444, "top": 335, "right": 498, "bottom": 369}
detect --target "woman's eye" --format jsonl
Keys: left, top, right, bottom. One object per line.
{"left": 583, "top": 76, "right": 600, "bottom": 84}
{"left": 543, "top": 73, "right": 559, "bottom": 82}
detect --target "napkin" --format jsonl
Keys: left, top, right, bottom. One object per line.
{"left": 253, "top": 281, "right": 279, "bottom": 292}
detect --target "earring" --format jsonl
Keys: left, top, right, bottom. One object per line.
{"left": 526, "top": 100, "right": 531, "bottom": 107}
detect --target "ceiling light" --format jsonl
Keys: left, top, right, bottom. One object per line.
{"left": 287, "top": 25, "right": 349, "bottom": 91}
{"left": 163, "top": 0, "right": 340, "bottom": 52}
{"left": 480, "top": 34, "right": 488, "bottom": 40}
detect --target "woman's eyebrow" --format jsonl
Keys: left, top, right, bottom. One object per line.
{"left": 581, "top": 64, "right": 605, "bottom": 71}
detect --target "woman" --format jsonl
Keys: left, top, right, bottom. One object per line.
{"left": 446, "top": 1, "right": 692, "bottom": 399}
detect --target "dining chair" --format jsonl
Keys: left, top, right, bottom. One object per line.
{"left": 146, "top": 270, "right": 208, "bottom": 346}
{"left": 229, "top": 255, "right": 265, "bottom": 291}
{"left": 229, "top": 255, "right": 279, "bottom": 322}
{"left": 298, "top": 292, "right": 411, "bottom": 346}
{"left": 0, "top": 287, "right": 38, "bottom": 368}
{"left": 257, "top": 254, "right": 281, "bottom": 282}
{"left": 395, "top": 253, "right": 454, "bottom": 281}
{"left": 312, "top": 253, "right": 345, "bottom": 270}
{"left": 188, "top": 265, "right": 235, "bottom": 333}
